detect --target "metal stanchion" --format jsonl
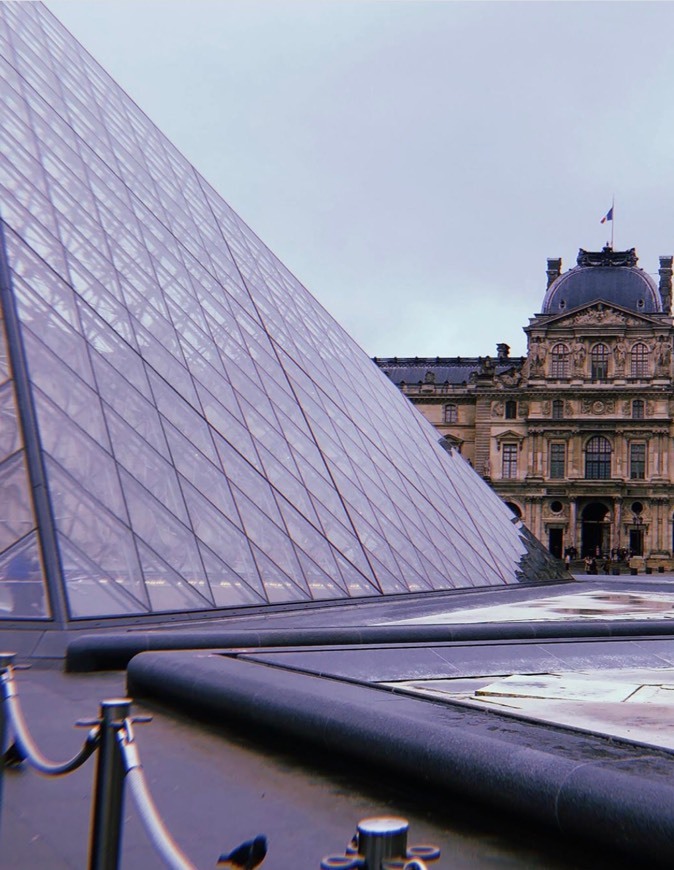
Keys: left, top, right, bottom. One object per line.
{"left": 0, "top": 652, "right": 12, "bottom": 837}
{"left": 321, "top": 816, "right": 440, "bottom": 869}
{"left": 88, "top": 699, "right": 131, "bottom": 870}
{"left": 358, "top": 817, "right": 408, "bottom": 868}
{"left": 2, "top": 664, "right": 260, "bottom": 869}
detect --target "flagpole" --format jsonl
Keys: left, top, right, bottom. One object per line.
{"left": 611, "top": 195, "right": 615, "bottom": 248}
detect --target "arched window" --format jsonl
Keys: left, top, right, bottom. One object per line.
{"left": 591, "top": 343, "right": 609, "bottom": 380}
{"left": 631, "top": 343, "right": 649, "bottom": 377}
{"left": 443, "top": 403, "right": 458, "bottom": 423}
{"left": 552, "top": 399, "right": 564, "bottom": 420}
{"left": 585, "top": 436, "right": 612, "bottom": 480}
{"left": 632, "top": 399, "right": 644, "bottom": 419}
{"left": 505, "top": 400, "right": 517, "bottom": 419}
{"left": 550, "top": 343, "right": 569, "bottom": 378}
{"left": 505, "top": 502, "right": 522, "bottom": 519}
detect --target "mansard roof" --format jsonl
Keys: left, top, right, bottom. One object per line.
{"left": 374, "top": 357, "right": 525, "bottom": 386}
{"left": 541, "top": 247, "right": 662, "bottom": 316}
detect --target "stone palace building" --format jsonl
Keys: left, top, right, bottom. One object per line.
{"left": 376, "top": 246, "right": 674, "bottom": 562}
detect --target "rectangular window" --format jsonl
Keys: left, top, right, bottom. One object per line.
{"left": 443, "top": 404, "right": 458, "bottom": 423}
{"left": 502, "top": 444, "right": 518, "bottom": 479}
{"left": 630, "top": 443, "right": 646, "bottom": 480}
{"left": 550, "top": 443, "right": 565, "bottom": 479}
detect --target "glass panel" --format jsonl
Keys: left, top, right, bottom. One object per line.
{"left": 198, "top": 542, "right": 265, "bottom": 607}
{"left": 11, "top": 275, "right": 95, "bottom": 387}
{"left": 295, "top": 550, "right": 347, "bottom": 600}
{"left": 136, "top": 539, "right": 211, "bottom": 613}
{"left": 46, "top": 459, "right": 148, "bottom": 607}
{"left": 36, "top": 390, "right": 126, "bottom": 519}
{"left": 0, "top": 452, "right": 37, "bottom": 553}
{"left": 181, "top": 479, "right": 263, "bottom": 599}
{"left": 0, "top": 380, "right": 21, "bottom": 462}
{"left": 106, "top": 410, "right": 188, "bottom": 524}
{"left": 251, "top": 545, "right": 310, "bottom": 604}
{"left": 22, "top": 330, "right": 109, "bottom": 448}
{"left": 0, "top": 533, "right": 49, "bottom": 618}
{"left": 96, "top": 360, "right": 169, "bottom": 459}
{"left": 164, "top": 423, "right": 239, "bottom": 525}
{"left": 148, "top": 369, "right": 215, "bottom": 462}
{"left": 120, "top": 470, "right": 212, "bottom": 602}
{"left": 60, "top": 536, "right": 148, "bottom": 618}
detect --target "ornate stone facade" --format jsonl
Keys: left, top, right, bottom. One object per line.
{"left": 376, "top": 248, "right": 674, "bottom": 562}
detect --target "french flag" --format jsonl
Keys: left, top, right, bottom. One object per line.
{"left": 600, "top": 207, "right": 613, "bottom": 224}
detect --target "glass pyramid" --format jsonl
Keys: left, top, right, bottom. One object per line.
{"left": 0, "top": 2, "right": 564, "bottom": 625}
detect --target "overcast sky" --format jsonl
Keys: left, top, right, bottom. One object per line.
{"left": 47, "top": 0, "right": 674, "bottom": 359}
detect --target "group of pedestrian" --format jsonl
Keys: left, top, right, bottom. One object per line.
{"left": 583, "top": 556, "right": 600, "bottom": 575}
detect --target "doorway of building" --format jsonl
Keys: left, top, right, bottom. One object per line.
{"left": 629, "top": 529, "right": 644, "bottom": 556}
{"left": 548, "top": 528, "right": 563, "bottom": 559}
{"left": 581, "top": 502, "right": 610, "bottom": 557}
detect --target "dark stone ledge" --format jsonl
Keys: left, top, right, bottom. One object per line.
{"left": 68, "top": 619, "right": 674, "bottom": 671}
{"left": 127, "top": 650, "right": 674, "bottom": 867}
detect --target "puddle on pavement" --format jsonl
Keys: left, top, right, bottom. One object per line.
{"left": 383, "top": 667, "right": 674, "bottom": 750}
{"left": 384, "top": 590, "right": 674, "bottom": 625}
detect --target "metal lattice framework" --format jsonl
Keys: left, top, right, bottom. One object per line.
{"left": 0, "top": 3, "right": 563, "bottom": 625}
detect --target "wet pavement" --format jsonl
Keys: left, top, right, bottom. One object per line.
{"left": 0, "top": 665, "right": 638, "bottom": 869}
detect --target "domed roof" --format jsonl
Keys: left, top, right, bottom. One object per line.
{"left": 541, "top": 247, "right": 662, "bottom": 315}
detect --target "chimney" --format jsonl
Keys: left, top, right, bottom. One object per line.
{"left": 659, "top": 256, "right": 673, "bottom": 313}
{"left": 496, "top": 343, "right": 510, "bottom": 361}
{"left": 546, "top": 257, "right": 562, "bottom": 288}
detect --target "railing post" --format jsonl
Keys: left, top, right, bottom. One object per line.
{"left": 0, "top": 653, "right": 15, "bottom": 838}
{"left": 358, "top": 817, "right": 408, "bottom": 869}
{"left": 88, "top": 698, "right": 131, "bottom": 870}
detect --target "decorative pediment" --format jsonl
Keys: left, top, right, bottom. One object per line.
{"left": 529, "top": 301, "right": 667, "bottom": 330}
{"left": 439, "top": 433, "right": 463, "bottom": 449}
{"left": 495, "top": 429, "right": 525, "bottom": 450}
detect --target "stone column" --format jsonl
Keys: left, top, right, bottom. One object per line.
{"left": 614, "top": 498, "right": 622, "bottom": 551}
{"left": 662, "top": 432, "right": 670, "bottom": 480}
{"left": 653, "top": 434, "right": 660, "bottom": 478}
{"left": 526, "top": 431, "right": 535, "bottom": 479}
{"left": 535, "top": 498, "right": 543, "bottom": 542}
{"left": 569, "top": 497, "right": 578, "bottom": 553}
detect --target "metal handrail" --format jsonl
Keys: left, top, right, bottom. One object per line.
{"left": 1, "top": 653, "right": 99, "bottom": 776}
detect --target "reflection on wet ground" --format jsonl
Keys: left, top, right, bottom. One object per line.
{"left": 387, "top": 589, "right": 674, "bottom": 624}
{"left": 385, "top": 668, "right": 674, "bottom": 750}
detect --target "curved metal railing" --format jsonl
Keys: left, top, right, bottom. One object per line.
{"left": 1, "top": 666, "right": 99, "bottom": 775}
{"left": 117, "top": 717, "right": 194, "bottom": 870}
{"left": 1, "top": 652, "right": 267, "bottom": 869}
